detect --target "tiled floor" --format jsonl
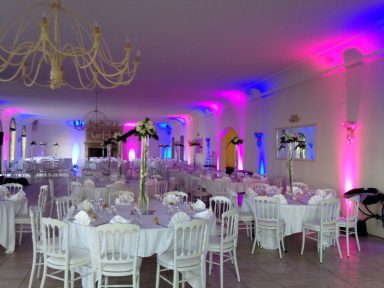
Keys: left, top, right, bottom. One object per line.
{"left": 1, "top": 177, "right": 384, "bottom": 288}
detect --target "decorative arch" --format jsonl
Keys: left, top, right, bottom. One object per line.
{"left": 21, "top": 125, "right": 27, "bottom": 159}
{"left": 9, "top": 118, "right": 16, "bottom": 162}
{"left": 218, "top": 127, "right": 238, "bottom": 171}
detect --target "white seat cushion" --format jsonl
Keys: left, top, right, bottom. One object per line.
{"left": 303, "top": 220, "right": 337, "bottom": 231}
{"left": 208, "top": 236, "right": 235, "bottom": 252}
{"left": 47, "top": 248, "right": 90, "bottom": 267}
{"left": 337, "top": 217, "right": 357, "bottom": 227}
{"left": 239, "top": 212, "right": 254, "bottom": 222}
{"left": 257, "top": 218, "right": 285, "bottom": 228}
{"left": 157, "top": 250, "right": 201, "bottom": 269}
{"left": 102, "top": 257, "right": 142, "bottom": 273}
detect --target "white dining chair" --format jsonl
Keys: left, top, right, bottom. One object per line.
{"left": 39, "top": 217, "right": 91, "bottom": 288}
{"left": 251, "top": 196, "right": 286, "bottom": 258}
{"left": 207, "top": 208, "right": 240, "bottom": 288}
{"left": 83, "top": 178, "right": 95, "bottom": 187}
{"left": 48, "top": 179, "right": 60, "bottom": 217}
{"left": 301, "top": 198, "right": 342, "bottom": 263}
{"left": 38, "top": 185, "right": 49, "bottom": 216}
{"left": 16, "top": 186, "right": 48, "bottom": 245}
{"left": 28, "top": 206, "right": 43, "bottom": 288}
{"left": 209, "top": 196, "right": 232, "bottom": 224}
{"left": 337, "top": 195, "right": 361, "bottom": 257}
{"left": 94, "top": 223, "right": 141, "bottom": 288}
{"left": 56, "top": 196, "right": 76, "bottom": 220}
{"left": 155, "top": 219, "right": 208, "bottom": 288}
{"left": 229, "top": 190, "right": 254, "bottom": 240}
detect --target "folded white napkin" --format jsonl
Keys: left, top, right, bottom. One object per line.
{"left": 192, "top": 199, "right": 206, "bottom": 210}
{"left": 246, "top": 187, "right": 257, "bottom": 198}
{"left": 115, "top": 193, "right": 135, "bottom": 204}
{"left": 74, "top": 210, "right": 91, "bottom": 225}
{"left": 168, "top": 212, "right": 191, "bottom": 227}
{"left": 272, "top": 194, "right": 287, "bottom": 204}
{"left": 316, "top": 189, "right": 327, "bottom": 198}
{"left": 110, "top": 215, "right": 131, "bottom": 224}
{"left": 66, "top": 206, "right": 75, "bottom": 219}
{"left": 267, "top": 186, "right": 283, "bottom": 195}
{"left": 77, "top": 199, "right": 93, "bottom": 211}
{"left": 194, "top": 209, "right": 214, "bottom": 219}
{"left": 8, "top": 190, "right": 26, "bottom": 201}
{"left": 163, "top": 194, "right": 179, "bottom": 205}
{"left": 308, "top": 195, "right": 323, "bottom": 205}
{"left": 292, "top": 186, "right": 304, "bottom": 196}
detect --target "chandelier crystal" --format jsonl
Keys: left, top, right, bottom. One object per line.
{"left": 0, "top": 0, "right": 140, "bottom": 90}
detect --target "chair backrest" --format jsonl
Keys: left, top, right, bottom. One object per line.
{"left": 212, "top": 181, "right": 229, "bottom": 196}
{"left": 220, "top": 208, "right": 239, "bottom": 247}
{"left": 163, "top": 191, "right": 188, "bottom": 202}
{"left": 71, "top": 181, "right": 83, "bottom": 198}
{"left": 56, "top": 197, "right": 75, "bottom": 220}
{"left": 82, "top": 186, "right": 97, "bottom": 201}
{"left": 187, "top": 176, "right": 201, "bottom": 194}
{"left": 210, "top": 196, "right": 232, "bottom": 221}
{"left": 346, "top": 195, "right": 360, "bottom": 221}
{"left": 155, "top": 180, "right": 168, "bottom": 196}
{"left": 4, "top": 183, "right": 23, "bottom": 194}
{"left": 173, "top": 219, "right": 208, "bottom": 262}
{"left": 38, "top": 185, "right": 49, "bottom": 214}
{"left": 252, "top": 196, "right": 280, "bottom": 224}
{"left": 228, "top": 191, "right": 238, "bottom": 208}
{"left": 94, "top": 223, "right": 140, "bottom": 271}
{"left": 41, "top": 218, "right": 69, "bottom": 264}
{"left": 48, "top": 179, "right": 55, "bottom": 198}
{"left": 320, "top": 198, "right": 340, "bottom": 227}
{"left": 29, "top": 206, "right": 43, "bottom": 253}
{"left": 83, "top": 179, "right": 95, "bottom": 188}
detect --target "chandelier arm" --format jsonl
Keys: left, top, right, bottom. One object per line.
{"left": 68, "top": 57, "right": 98, "bottom": 90}
{"left": 22, "top": 56, "right": 47, "bottom": 86}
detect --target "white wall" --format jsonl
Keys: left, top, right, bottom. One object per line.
{"left": 188, "top": 56, "right": 384, "bottom": 237}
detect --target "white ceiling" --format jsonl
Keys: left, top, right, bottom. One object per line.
{"left": 0, "top": 0, "right": 382, "bottom": 124}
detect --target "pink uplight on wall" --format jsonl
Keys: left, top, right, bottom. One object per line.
{"left": 128, "top": 148, "right": 136, "bottom": 161}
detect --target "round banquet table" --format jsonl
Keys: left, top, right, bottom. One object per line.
{"left": 0, "top": 197, "right": 28, "bottom": 253}
{"left": 241, "top": 196, "right": 321, "bottom": 249}
{"left": 67, "top": 200, "right": 216, "bottom": 288}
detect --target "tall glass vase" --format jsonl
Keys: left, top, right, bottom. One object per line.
{"left": 117, "top": 142, "right": 123, "bottom": 179}
{"left": 193, "top": 146, "right": 197, "bottom": 167}
{"left": 107, "top": 144, "right": 112, "bottom": 174}
{"left": 138, "top": 136, "right": 149, "bottom": 213}
{"left": 234, "top": 145, "right": 238, "bottom": 176}
{"left": 287, "top": 143, "right": 294, "bottom": 193}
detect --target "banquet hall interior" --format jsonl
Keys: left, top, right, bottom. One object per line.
{"left": 1, "top": 0, "right": 384, "bottom": 287}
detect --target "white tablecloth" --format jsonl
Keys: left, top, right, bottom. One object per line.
{"left": 242, "top": 196, "right": 320, "bottom": 249}
{"left": 67, "top": 200, "right": 216, "bottom": 288}
{"left": 0, "top": 198, "right": 28, "bottom": 253}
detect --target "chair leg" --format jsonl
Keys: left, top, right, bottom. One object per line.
{"left": 49, "top": 200, "right": 54, "bottom": 217}
{"left": 336, "top": 232, "right": 342, "bottom": 260}
{"left": 37, "top": 254, "right": 43, "bottom": 278}
{"left": 155, "top": 263, "right": 160, "bottom": 288}
{"left": 209, "top": 252, "right": 213, "bottom": 275}
{"left": 28, "top": 252, "right": 37, "bottom": 288}
{"left": 251, "top": 226, "right": 258, "bottom": 254}
{"left": 346, "top": 228, "right": 350, "bottom": 257}
{"left": 300, "top": 228, "right": 306, "bottom": 255}
{"left": 355, "top": 225, "right": 361, "bottom": 252}
{"left": 70, "top": 270, "right": 75, "bottom": 288}
{"left": 220, "top": 252, "right": 224, "bottom": 288}
{"left": 277, "top": 230, "right": 282, "bottom": 259}
{"left": 18, "top": 224, "right": 24, "bottom": 245}
{"left": 172, "top": 269, "right": 179, "bottom": 288}
{"left": 233, "top": 249, "right": 241, "bottom": 282}
{"left": 319, "top": 234, "right": 323, "bottom": 263}
{"left": 39, "top": 263, "right": 47, "bottom": 288}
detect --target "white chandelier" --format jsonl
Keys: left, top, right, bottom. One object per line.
{"left": 0, "top": 0, "right": 140, "bottom": 90}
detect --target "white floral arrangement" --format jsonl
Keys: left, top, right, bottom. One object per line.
{"left": 116, "top": 117, "right": 159, "bottom": 142}
{"left": 163, "top": 194, "right": 179, "bottom": 206}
